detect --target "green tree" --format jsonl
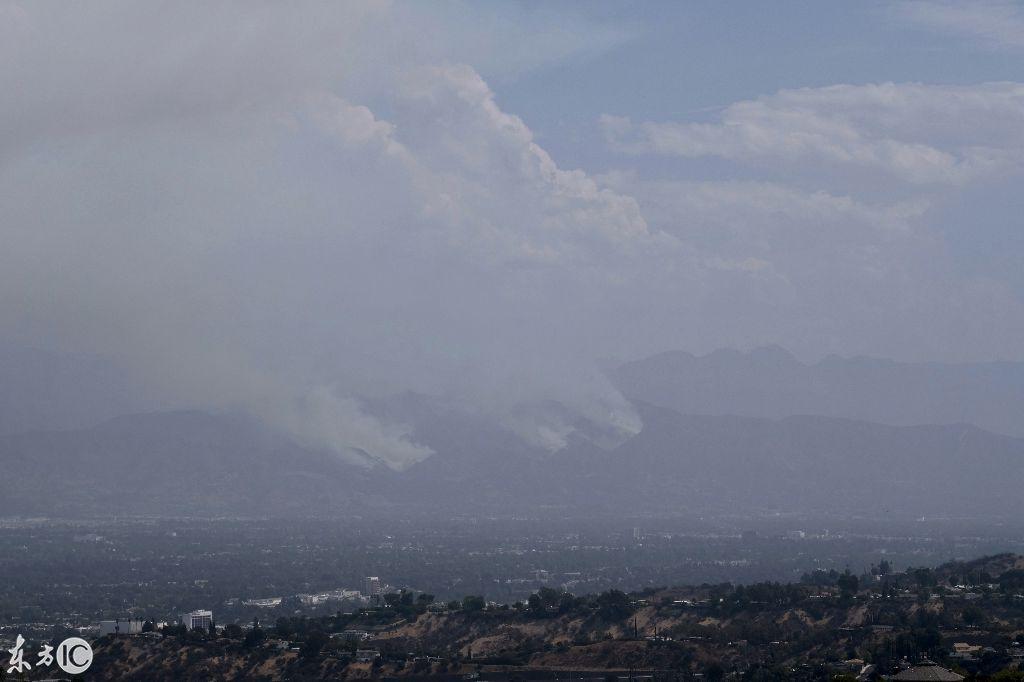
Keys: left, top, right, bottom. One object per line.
{"left": 243, "top": 626, "right": 266, "bottom": 648}
{"left": 838, "top": 571, "right": 859, "bottom": 598}
{"left": 595, "top": 589, "right": 632, "bottom": 621}
{"left": 999, "top": 569, "right": 1024, "bottom": 591}
{"left": 961, "top": 604, "right": 986, "bottom": 626}
{"left": 528, "top": 587, "right": 567, "bottom": 617}
{"left": 912, "top": 568, "right": 935, "bottom": 588}
{"left": 275, "top": 617, "right": 294, "bottom": 638}
{"left": 462, "top": 595, "right": 485, "bottom": 612}
{"left": 301, "top": 631, "right": 328, "bottom": 657}
{"left": 912, "top": 627, "right": 941, "bottom": 655}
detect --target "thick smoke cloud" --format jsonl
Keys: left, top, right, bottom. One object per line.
{"left": 3, "top": 2, "right": 1024, "bottom": 467}
{"left": 0, "top": 2, "right": 654, "bottom": 467}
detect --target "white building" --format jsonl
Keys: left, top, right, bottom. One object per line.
{"left": 242, "top": 597, "right": 282, "bottom": 608}
{"left": 336, "top": 629, "right": 370, "bottom": 641}
{"left": 181, "top": 610, "right": 213, "bottom": 630}
{"left": 364, "top": 576, "right": 382, "bottom": 596}
{"left": 99, "top": 618, "right": 145, "bottom": 636}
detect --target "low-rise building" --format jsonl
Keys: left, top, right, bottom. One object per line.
{"left": 99, "top": 618, "right": 145, "bottom": 636}
{"left": 950, "top": 642, "right": 983, "bottom": 660}
{"left": 181, "top": 610, "right": 214, "bottom": 630}
{"left": 334, "top": 629, "right": 370, "bottom": 641}
{"left": 889, "top": 660, "right": 964, "bottom": 681}
{"left": 242, "top": 597, "right": 282, "bottom": 608}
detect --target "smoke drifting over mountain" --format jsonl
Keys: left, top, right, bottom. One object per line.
{"left": 3, "top": 2, "right": 1024, "bottom": 467}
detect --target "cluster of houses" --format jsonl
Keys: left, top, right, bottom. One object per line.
{"left": 97, "top": 609, "right": 214, "bottom": 636}
{"left": 263, "top": 636, "right": 380, "bottom": 662}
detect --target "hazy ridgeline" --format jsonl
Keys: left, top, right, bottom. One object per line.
{"left": 2, "top": 345, "right": 1023, "bottom": 520}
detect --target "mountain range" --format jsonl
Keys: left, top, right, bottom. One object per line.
{"left": 2, "top": 346, "right": 1023, "bottom": 519}
{"left": 612, "top": 345, "right": 1024, "bottom": 437}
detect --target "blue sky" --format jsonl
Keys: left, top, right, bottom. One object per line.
{"left": 487, "top": 1, "right": 1024, "bottom": 298}
{"left": 496, "top": 2, "right": 1019, "bottom": 144}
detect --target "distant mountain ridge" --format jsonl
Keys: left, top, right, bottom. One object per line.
{"left": 3, "top": 345, "right": 1024, "bottom": 519}
{"left": 611, "top": 345, "right": 1024, "bottom": 437}
{"left": 0, "top": 411, "right": 380, "bottom": 518}
{"left": 3, "top": 403, "right": 1023, "bottom": 519}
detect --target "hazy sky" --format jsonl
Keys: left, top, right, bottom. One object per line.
{"left": 2, "top": 1, "right": 1024, "bottom": 465}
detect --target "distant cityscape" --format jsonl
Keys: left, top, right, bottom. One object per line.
{"left": 3, "top": 516, "right": 1024, "bottom": 679}
{"left": 9, "top": 548, "right": 1024, "bottom": 680}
